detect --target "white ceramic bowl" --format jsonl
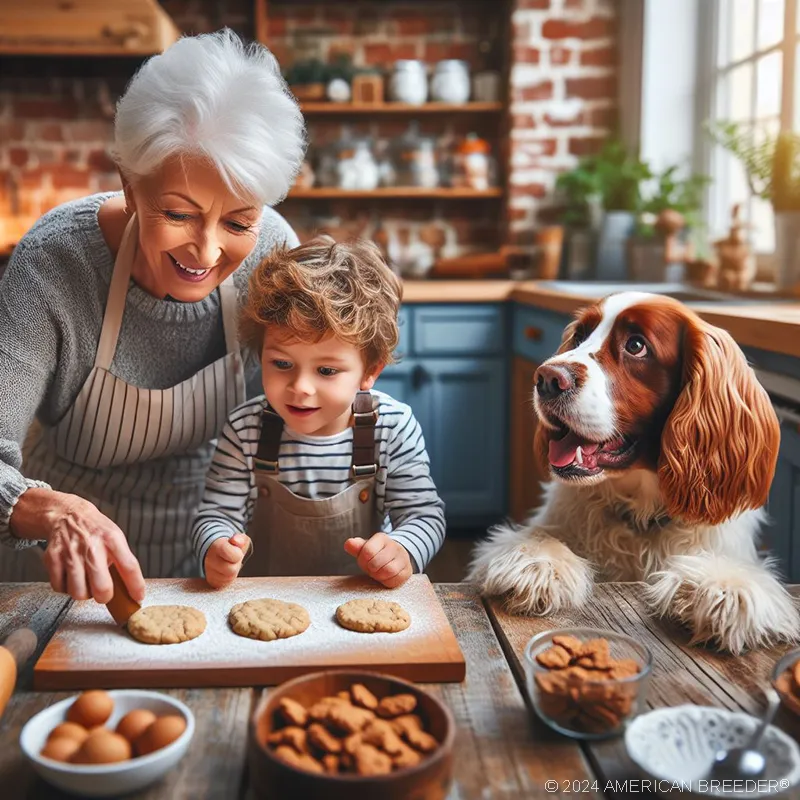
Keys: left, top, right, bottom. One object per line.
{"left": 20, "top": 689, "right": 195, "bottom": 797}
{"left": 625, "top": 705, "right": 800, "bottom": 798}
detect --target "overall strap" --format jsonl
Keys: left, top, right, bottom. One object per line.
{"left": 255, "top": 392, "right": 379, "bottom": 478}
{"left": 95, "top": 214, "right": 138, "bottom": 370}
{"left": 255, "top": 408, "right": 284, "bottom": 474}
{"left": 351, "top": 391, "right": 378, "bottom": 478}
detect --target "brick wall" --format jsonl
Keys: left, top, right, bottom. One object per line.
{"left": 508, "top": 0, "right": 618, "bottom": 247}
{"left": 0, "top": 0, "right": 618, "bottom": 257}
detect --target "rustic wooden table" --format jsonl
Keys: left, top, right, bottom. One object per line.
{"left": 0, "top": 582, "right": 798, "bottom": 799}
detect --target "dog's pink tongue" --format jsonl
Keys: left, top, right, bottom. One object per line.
{"left": 548, "top": 432, "right": 600, "bottom": 467}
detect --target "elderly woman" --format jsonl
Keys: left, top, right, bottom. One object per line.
{"left": 0, "top": 30, "right": 305, "bottom": 604}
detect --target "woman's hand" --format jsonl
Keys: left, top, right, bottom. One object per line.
{"left": 204, "top": 533, "right": 251, "bottom": 589}
{"left": 344, "top": 533, "right": 413, "bottom": 589}
{"left": 10, "top": 488, "right": 145, "bottom": 604}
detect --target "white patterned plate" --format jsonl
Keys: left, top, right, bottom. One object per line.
{"left": 625, "top": 705, "right": 800, "bottom": 798}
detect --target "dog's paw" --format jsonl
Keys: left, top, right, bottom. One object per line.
{"left": 478, "top": 536, "right": 593, "bottom": 616}
{"left": 646, "top": 556, "right": 800, "bottom": 654}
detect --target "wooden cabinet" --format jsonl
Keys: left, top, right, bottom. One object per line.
{"left": 0, "top": 0, "right": 179, "bottom": 55}
{"left": 509, "top": 356, "right": 548, "bottom": 523}
{"left": 509, "top": 304, "right": 570, "bottom": 523}
{"left": 376, "top": 304, "right": 508, "bottom": 528}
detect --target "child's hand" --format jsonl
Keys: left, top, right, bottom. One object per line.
{"left": 344, "top": 532, "right": 413, "bottom": 588}
{"left": 204, "top": 533, "right": 251, "bottom": 589}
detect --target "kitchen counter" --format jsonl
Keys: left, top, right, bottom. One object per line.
{"left": 402, "top": 280, "right": 800, "bottom": 359}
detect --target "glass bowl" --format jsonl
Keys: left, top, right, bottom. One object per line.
{"left": 524, "top": 626, "right": 652, "bottom": 740}
{"left": 771, "top": 646, "right": 800, "bottom": 717}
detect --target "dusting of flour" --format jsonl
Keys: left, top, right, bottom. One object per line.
{"left": 49, "top": 575, "right": 442, "bottom": 670}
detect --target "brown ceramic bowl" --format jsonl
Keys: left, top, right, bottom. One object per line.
{"left": 772, "top": 647, "right": 800, "bottom": 717}
{"left": 248, "top": 670, "right": 455, "bottom": 800}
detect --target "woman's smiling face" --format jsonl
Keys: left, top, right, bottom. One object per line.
{"left": 123, "top": 155, "right": 262, "bottom": 302}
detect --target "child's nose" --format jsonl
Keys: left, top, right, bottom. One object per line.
{"left": 289, "top": 373, "right": 314, "bottom": 396}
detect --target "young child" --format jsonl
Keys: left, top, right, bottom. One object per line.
{"left": 191, "top": 236, "right": 445, "bottom": 588}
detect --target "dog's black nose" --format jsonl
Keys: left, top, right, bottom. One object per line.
{"left": 535, "top": 364, "right": 575, "bottom": 400}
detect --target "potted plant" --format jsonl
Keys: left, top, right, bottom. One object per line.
{"left": 554, "top": 153, "right": 602, "bottom": 280}
{"left": 592, "top": 139, "right": 652, "bottom": 281}
{"left": 628, "top": 166, "right": 710, "bottom": 282}
{"left": 283, "top": 58, "right": 329, "bottom": 101}
{"left": 708, "top": 121, "right": 800, "bottom": 291}
{"left": 555, "top": 139, "right": 651, "bottom": 281}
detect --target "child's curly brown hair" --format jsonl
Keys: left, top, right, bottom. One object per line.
{"left": 240, "top": 235, "right": 403, "bottom": 370}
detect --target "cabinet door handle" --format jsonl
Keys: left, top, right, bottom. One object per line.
{"left": 524, "top": 326, "right": 543, "bottom": 341}
{"left": 411, "top": 364, "right": 427, "bottom": 391}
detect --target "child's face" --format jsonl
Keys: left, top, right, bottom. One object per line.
{"left": 261, "top": 327, "right": 382, "bottom": 437}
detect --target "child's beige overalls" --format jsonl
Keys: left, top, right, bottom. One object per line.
{"left": 241, "top": 392, "right": 386, "bottom": 576}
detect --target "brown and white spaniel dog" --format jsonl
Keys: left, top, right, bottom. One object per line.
{"left": 468, "top": 292, "right": 799, "bottom": 653}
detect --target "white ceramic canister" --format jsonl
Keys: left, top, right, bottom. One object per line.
{"left": 430, "top": 60, "right": 471, "bottom": 103}
{"left": 389, "top": 60, "right": 428, "bottom": 105}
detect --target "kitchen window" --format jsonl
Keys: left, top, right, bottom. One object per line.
{"left": 705, "top": 0, "right": 799, "bottom": 255}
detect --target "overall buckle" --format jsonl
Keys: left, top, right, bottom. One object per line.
{"left": 351, "top": 463, "right": 378, "bottom": 478}
{"left": 253, "top": 457, "right": 279, "bottom": 474}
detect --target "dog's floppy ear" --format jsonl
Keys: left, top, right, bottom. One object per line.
{"left": 658, "top": 319, "right": 780, "bottom": 525}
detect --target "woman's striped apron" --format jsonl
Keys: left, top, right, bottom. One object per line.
{"left": 0, "top": 214, "right": 246, "bottom": 581}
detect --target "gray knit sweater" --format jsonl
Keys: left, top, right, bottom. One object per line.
{"left": 0, "top": 192, "right": 298, "bottom": 544}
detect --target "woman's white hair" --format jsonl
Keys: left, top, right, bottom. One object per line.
{"left": 113, "top": 29, "right": 306, "bottom": 206}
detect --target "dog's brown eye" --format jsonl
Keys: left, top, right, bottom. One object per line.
{"left": 625, "top": 335, "right": 648, "bottom": 357}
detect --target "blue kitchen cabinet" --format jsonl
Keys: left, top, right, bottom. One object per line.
{"left": 376, "top": 304, "right": 509, "bottom": 526}
{"left": 373, "top": 360, "right": 418, "bottom": 410}
{"left": 742, "top": 345, "right": 800, "bottom": 582}
{"left": 767, "top": 423, "right": 800, "bottom": 583}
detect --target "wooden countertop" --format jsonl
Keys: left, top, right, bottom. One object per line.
{"left": 4, "top": 582, "right": 799, "bottom": 799}
{"left": 402, "top": 280, "right": 800, "bottom": 359}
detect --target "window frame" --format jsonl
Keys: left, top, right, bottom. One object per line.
{"left": 698, "top": 0, "right": 799, "bottom": 260}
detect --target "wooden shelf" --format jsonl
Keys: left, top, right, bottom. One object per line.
{"left": 300, "top": 102, "right": 505, "bottom": 115}
{"left": 287, "top": 188, "right": 504, "bottom": 200}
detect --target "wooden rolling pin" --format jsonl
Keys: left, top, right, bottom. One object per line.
{"left": 0, "top": 628, "right": 38, "bottom": 718}
{"left": 105, "top": 563, "right": 142, "bottom": 626}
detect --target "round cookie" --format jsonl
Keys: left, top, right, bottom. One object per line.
{"left": 228, "top": 598, "right": 310, "bottom": 642}
{"left": 127, "top": 605, "right": 206, "bottom": 645}
{"left": 335, "top": 599, "right": 411, "bottom": 633}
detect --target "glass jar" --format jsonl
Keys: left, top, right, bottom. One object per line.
{"left": 430, "top": 60, "right": 471, "bottom": 104}
{"left": 391, "top": 124, "right": 440, "bottom": 188}
{"left": 336, "top": 138, "right": 379, "bottom": 190}
{"left": 451, "top": 133, "right": 494, "bottom": 191}
{"left": 389, "top": 60, "right": 428, "bottom": 105}
{"left": 319, "top": 131, "right": 380, "bottom": 190}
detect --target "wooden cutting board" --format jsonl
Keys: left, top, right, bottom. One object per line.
{"left": 33, "top": 575, "right": 466, "bottom": 689}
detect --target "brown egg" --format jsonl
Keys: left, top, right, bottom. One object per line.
{"left": 135, "top": 715, "right": 187, "bottom": 756}
{"left": 40, "top": 736, "right": 82, "bottom": 762}
{"left": 66, "top": 690, "right": 114, "bottom": 728}
{"left": 116, "top": 709, "right": 157, "bottom": 743}
{"left": 71, "top": 729, "right": 132, "bottom": 764}
{"left": 47, "top": 721, "right": 89, "bottom": 745}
